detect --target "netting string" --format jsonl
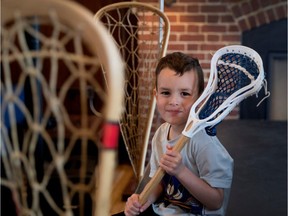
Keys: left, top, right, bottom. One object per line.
{"left": 256, "top": 79, "right": 270, "bottom": 107}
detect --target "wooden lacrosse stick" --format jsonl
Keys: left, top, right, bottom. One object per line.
{"left": 94, "top": 2, "right": 170, "bottom": 180}
{"left": 139, "top": 45, "right": 268, "bottom": 204}
{"left": 1, "top": 1, "right": 124, "bottom": 216}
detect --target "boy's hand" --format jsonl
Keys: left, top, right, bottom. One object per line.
{"left": 160, "top": 145, "right": 185, "bottom": 176}
{"left": 124, "top": 194, "right": 151, "bottom": 216}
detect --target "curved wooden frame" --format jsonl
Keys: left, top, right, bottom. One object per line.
{"left": 1, "top": 0, "right": 124, "bottom": 215}
{"left": 95, "top": 2, "right": 170, "bottom": 180}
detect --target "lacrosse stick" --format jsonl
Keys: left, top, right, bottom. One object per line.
{"left": 139, "top": 45, "right": 270, "bottom": 204}
{"left": 95, "top": 2, "right": 170, "bottom": 180}
{"left": 1, "top": 0, "right": 124, "bottom": 216}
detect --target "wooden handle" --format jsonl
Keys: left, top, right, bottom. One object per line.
{"left": 139, "top": 135, "right": 189, "bottom": 204}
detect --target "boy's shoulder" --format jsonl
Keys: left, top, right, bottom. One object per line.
{"left": 156, "top": 122, "right": 170, "bottom": 133}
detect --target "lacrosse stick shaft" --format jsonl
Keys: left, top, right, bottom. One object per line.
{"left": 96, "top": 151, "right": 116, "bottom": 216}
{"left": 96, "top": 123, "right": 121, "bottom": 216}
{"left": 139, "top": 135, "right": 189, "bottom": 204}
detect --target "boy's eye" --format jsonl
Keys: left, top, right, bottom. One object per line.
{"left": 160, "top": 91, "right": 170, "bottom": 96}
{"left": 181, "top": 92, "right": 191, "bottom": 96}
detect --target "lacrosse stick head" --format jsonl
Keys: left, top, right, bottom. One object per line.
{"left": 183, "top": 45, "right": 267, "bottom": 137}
{"left": 95, "top": 2, "right": 170, "bottom": 179}
{"left": 1, "top": 0, "right": 124, "bottom": 215}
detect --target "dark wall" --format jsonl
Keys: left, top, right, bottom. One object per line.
{"left": 241, "top": 18, "right": 287, "bottom": 119}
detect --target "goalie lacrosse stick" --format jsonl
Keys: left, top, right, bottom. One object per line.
{"left": 95, "top": 2, "right": 170, "bottom": 180}
{"left": 1, "top": 0, "right": 124, "bottom": 216}
{"left": 139, "top": 45, "right": 269, "bottom": 204}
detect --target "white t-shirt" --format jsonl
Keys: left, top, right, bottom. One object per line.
{"left": 149, "top": 122, "right": 234, "bottom": 216}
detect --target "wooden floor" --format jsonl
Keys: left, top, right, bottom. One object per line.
{"left": 110, "top": 164, "right": 136, "bottom": 215}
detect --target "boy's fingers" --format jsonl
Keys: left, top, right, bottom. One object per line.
{"left": 166, "top": 144, "right": 173, "bottom": 150}
{"left": 140, "top": 199, "right": 152, "bottom": 212}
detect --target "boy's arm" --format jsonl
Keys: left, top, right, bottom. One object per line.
{"left": 176, "top": 166, "right": 224, "bottom": 210}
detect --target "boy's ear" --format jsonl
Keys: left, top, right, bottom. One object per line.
{"left": 153, "top": 88, "right": 157, "bottom": 96}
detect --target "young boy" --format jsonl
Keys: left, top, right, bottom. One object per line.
{"left": 124, "top": 52, "right": 234, "bottom": 216}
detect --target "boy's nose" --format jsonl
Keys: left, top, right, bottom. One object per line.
{"left": 169, "top": 95, "right": 180, "bottom": 105}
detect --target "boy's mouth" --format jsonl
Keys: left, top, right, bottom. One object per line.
{"left": 166, "top": 109, "right": 182, "bottom": 114}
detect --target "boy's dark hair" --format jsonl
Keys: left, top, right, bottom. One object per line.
{"left": 155, "top": 52, "right": 204, "bottom": 95}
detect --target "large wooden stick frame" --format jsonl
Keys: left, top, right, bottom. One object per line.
{"left": 95, "top": 2, "right": 170, "bottom": 180}
{"left": 1, "top": 0, "right": 124, "bottom": 215}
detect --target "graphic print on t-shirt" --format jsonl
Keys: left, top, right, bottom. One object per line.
{"left": 161, "top": 173, "right": 203, "bottom": 214}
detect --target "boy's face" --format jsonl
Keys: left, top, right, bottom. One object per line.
{"left": 154, "top": 67, "right": 198, "bottom": 129}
